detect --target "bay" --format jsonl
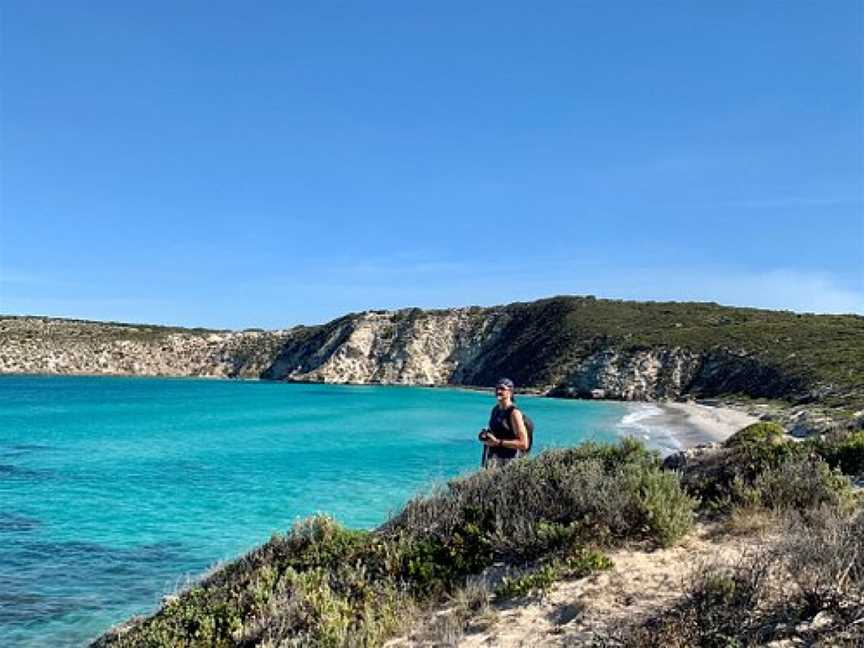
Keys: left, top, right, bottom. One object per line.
{"left": 0, "top": 375, "right": 632, "bottom": 647}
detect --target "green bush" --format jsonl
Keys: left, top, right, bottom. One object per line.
{"left": 807, "top": 430, "right": 864, "bottom": 476}
{"left": 495, "top": 564, "right": 560, "bottom": 599}
{"left": 382, "top": 439, "right": 693, "bottom": 594}
{"left": 678, "top": 428, "right": 809, "bottom": 514}
{"left": 750, "top": 456, "right": 855, "bottom": 514}
{"left": 832, "top": 431, "right": 864, "bottom": 475}
{"left": 94, "top": 517, "right": 410, "bottom": 648}
{"left": 723, "top": 421, "right": 787, "bottom": 449}
{"left": 678, "top": 423, "right": 857, "bottom": 517}
{"left": 623, "top": 461, "right": 696, "bottom": 547}
{"left": 679, "top": 439, "right": 857, "bottom": 518}
{"left": 386, "top": 438, "right": 695, "bottom": 558}
{"left": 400, "top": 519, "right": 494, "bottom": 596}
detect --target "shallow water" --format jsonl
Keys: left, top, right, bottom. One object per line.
{"left": 0, "top": 375, "right": 634, "bottom": 646}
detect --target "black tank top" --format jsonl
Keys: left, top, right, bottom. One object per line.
{"left": 488, "top": 405, "right": 518, "bottom": 460}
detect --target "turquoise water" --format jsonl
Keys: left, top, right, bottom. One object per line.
{"left": 0, "top": 375, "right": 630, "bottom": 647}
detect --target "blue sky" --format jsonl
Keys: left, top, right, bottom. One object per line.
{"left": 1, "top": 1, "right": 862, "bottom": 329}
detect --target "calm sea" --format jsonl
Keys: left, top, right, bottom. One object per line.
{"left": 0, "top": 375, "right": 638, "bottom": 647}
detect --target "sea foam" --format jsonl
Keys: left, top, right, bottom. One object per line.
{"left": 616, "top": 402, "right": 683, "bottom": 454}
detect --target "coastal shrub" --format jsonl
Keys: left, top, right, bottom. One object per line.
{"left": 94, "top": 517, "right": 411, "bottom": 648}
{"left": 399, "top": 518, "right": 494, "bottom": 596}
{"left": 682, "top": 448, "right": 854, "bottom": 518}
{"left": 279, "top": 515, "right": 371, "bottom": 570}
{"left": 724, "top": 429, "right": 804, "bottom": 481}
{"left": 749, "top": 456, "right": 855, "bottom": 514}
{"left": 806, "top": 430, "right": 864, "bottom": 476}
{"left": 396, "top": 580, "right": 497, "bottom": 646}
{"left": 676, "top": 429, "right": 809, "bottom": 514}
{"left": 385, "top": 438, "right": 695, "bottom": 560}
{"left": 777, "top": 508, "right": 864, "bottom": 624}
{"left": 450, "top": 579, "right": 493, "bottom": 618}
{"left": 833, "top": 431, "right": 864, "bottom": 475}
{"left": 495, "top": 564, "right": 560, "bottom": 599}
{"left": 723, "top": 421, "right": 786, "bottom": 449}
{"left": 621, "top": 460, "right": 696, "bottom": 547}
{"left": 607, "top": 508, "right": 864, "bottom": 648}
{"left": 238, "top": 565, "right": 408, "bottom": 647}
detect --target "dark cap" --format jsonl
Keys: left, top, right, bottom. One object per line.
{"left": 496, "top": 378, "right": 515, "bottom": 391}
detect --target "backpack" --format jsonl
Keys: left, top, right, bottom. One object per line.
{"left": 510, "top": 407, "right": 534, "bottom": 453}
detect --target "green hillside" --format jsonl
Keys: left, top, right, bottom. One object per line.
{"left": 457, "top": 297, "right": 864, "bottom": 411}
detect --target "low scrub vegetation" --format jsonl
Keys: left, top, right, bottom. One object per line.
{"left": 602, "top": 421, "right": 863, "bottom": 647}
{"left": 677, "top": 423, "right": 857, "bottom": 517}
{"left": 94, "top": 439, "right": 695, "bottom": 647}
{"left": 494, "top": 548, "right": 613, "bottom": 600}
{"left": 386, "top": 438, "right": 696, "bottom": 563}
{"left": 608, "top": 508, "right": 864, "bottom": 647}
{"left": 805, "top": 429, "right": 864, "bottom": 477}
{"left": 723, "top": 421, "right": 787, "bottom": 449}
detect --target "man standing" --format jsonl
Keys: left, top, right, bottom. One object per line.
{"left": 479, "top": 378, "right": 530, "bottom": 468}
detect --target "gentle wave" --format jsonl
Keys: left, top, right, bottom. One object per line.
{"left": 616, "top": 403, "right": 682, "bottom": 453}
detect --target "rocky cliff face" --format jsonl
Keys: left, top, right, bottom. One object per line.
{"left": 260, "top": 308, "right": 508, "bottom": 385}
{"left": 0, "top": 304, "right": 823, "bottom": 408}
{"left": 547, "top": 347, "right": 808, "bottom": 402}
{"left": 550, "top": 347, "right": 704, "bottom": 400}
{"left": 0, "top": 317, "right": 292, "bottom": 378}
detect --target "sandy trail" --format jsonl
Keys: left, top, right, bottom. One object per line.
{"left": 389, "top": 523, "right": 770, "bottom": 647}
{"left": 471, "top": 524, "right": 764, "bottom": 647}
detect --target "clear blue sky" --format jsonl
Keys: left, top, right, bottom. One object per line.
{"left": 2, "top": 1, "right": 862, "bottom": 329}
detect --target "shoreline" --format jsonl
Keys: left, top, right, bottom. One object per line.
{"left": 617, "top": 400, "right": 760, "bottom": 455}
{"left": 3, "top": 373, "right": 765, "bottom": 448}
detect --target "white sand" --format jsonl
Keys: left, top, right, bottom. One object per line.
{"left": 662, "top": 401, "right": 761, "bottom": 445}
{"left": 619, "top": 401, "right": 761, "bottom": 452}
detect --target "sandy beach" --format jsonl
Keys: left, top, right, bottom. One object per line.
{"left": 618, "top": 400, "right": 760, "bottom": 453}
